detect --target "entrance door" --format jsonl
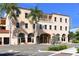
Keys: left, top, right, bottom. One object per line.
{"left": 0, "top": 38, "right": 2, "bottom": 45}
{"left": 18, "top": 33, "right": 25, "bottom": 44}
{"left": 4, "top": 37, "right": 9, "bottom": 45}
{"left": 28, "top": 33, "right": 34, "bottom": 43}
{"left": 39, "top": 33, "right": 50, "bottom": 43}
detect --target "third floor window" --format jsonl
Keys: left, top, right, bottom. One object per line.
{"left": 25, "top": 23, "right": 28, "bottom": 28}
{"left": 25, "top": 13, "right": 28, "bottom": 18}
{"left": 54, "top": 17, "right": 57, "bottom": 22}
{"left": 65, "top": 18, "right": 67, "bottom": 23}
{"left": 60, "top": 18, "right": 62, "bottom": 22}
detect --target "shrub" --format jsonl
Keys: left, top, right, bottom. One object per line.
{"left": 72, "top": 39, "right": 79, "bottom": 43}
{"left": 77, "top": 48, "right": 79, "bottom": 53}
{"left": 48, "top": 45, "right": 68, "bottom": 51}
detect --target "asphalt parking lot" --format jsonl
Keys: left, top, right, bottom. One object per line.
{"left": 0, "top": 44, "right": 53, "bottom": 56}
{"left": 0, "top": 43, "right": 79, "bottom": 56}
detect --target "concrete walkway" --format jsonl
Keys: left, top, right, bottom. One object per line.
{"left": 39, "top": 47, "right": 77, "bottom": 56}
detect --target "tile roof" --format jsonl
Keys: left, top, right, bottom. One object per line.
{"left": 0, "top": 30, "right": 9, "bottom": 33}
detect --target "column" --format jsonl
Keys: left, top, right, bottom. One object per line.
{"left": 2, "top": 37, "right": 4, "bottom": 46}
{"left": 65, "top": 35, "right": 68, "bottom": 43}
{"left": 25, "top": 35, "right": 28, "bottom": 44}
{"left": 34, "top": 34, "right": 37, "bottom": 44}
{"left": 60, "top": 35, "right": 62, "bottom": 43}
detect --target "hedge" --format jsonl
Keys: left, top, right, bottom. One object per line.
{"left": 48, "top": 44, "right": 68, "bottom": 51}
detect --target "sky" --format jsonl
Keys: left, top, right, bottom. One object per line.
{"left": 19, "top": 3, "right": 79, "bottom": 29}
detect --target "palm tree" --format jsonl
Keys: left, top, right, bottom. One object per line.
{"left": 27, "top": 6, "right": 42, "bottom": 44}
{"left": 0, "top": 3, "right": 20, "bottom": 44}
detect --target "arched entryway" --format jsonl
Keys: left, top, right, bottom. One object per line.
{"left": 18, "top": 33, "right": 25, "bottom": 44}
{"left": 62, "top": 34, "right": 66, "bottom": 41}
{"left": 28, "top": 33, "right": 34, "bottom": 43}
{"left": 56, "top": 34, "right": 60, "bottom": 41}
{"left": 39, "top": 33, "right": 51, "bottom": 43}
{"left": 52, "top": 34, "right": 60, "bottom": 44}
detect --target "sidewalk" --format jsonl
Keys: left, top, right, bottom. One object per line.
{"left": 39, "top": 47, "right": 77, "bottom": 56}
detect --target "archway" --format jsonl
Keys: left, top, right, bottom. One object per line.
{"left": 62, "top": 34, "right": 66, "bottom": 41}
{"left": 39, "top": 33, "right": 51, "bottom": 43}
{"left": 56, "top": 34, "right": 60, "bottom": 41}
{"left": 28, "top": 33, "right": 34, "bottom": 43}
{"left": 18, "top": 33, "right": 25, "bottom": 44}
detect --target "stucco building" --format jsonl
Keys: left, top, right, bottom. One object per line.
{"left": 0, "top": 8, "right": 70, "bottom": 45}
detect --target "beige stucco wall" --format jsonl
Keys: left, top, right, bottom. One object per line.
{"left": 5, "top": 8, "right": 70, "bottom": 45}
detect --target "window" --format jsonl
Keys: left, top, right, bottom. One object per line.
{"left": 0, "top": 37, "right": 2, "bottom": 45}
{"left": 60, "top": 26, "right": 62, "bottom": 30}
{"left": 4, "top": 37, "right": 9, "bottom": 44}
{"left": 25, "top": 23, "right": 28, "bottom": 28}
{"left": 33, "top": 24, "right": 35, "bottom": 29}
{"left": 39, "top": 24, "right": 42, "bottom": 29}
{"left": 25, "top": 13, "right": 28, "bottom": 18}
{"left": 0, "top": 20, "right": 6, "bottom": 25}
{"left": 16, "top": 11, "right": 20, "bottom": 17}
{"left": 54, "top": 17, "right": 56, "bottom": 22}
{"left": 60, "top": 18, "right": 62, "bottom": 22}
{"left": 49, "top": 15, "right": 52, "bottom": 19}
{"left": 0, "top": 26, "right": 6, "bottom": 30}
{"left": 54, "top": 26, "right": 57, "bottom": 30}
{"left": 44, "top": 25, "right": 47, "bottom": 29}
{"left": 49, "top": 25, "right": 52, "bottom": 30}
{"left": 65, "top": 18, "right": 67, "bottom": 23}
{"left": 16, "top": 22, "right": 20, "bottom": 28}
{"left": 65, "top": 26, "right": 67, "bottom": 31}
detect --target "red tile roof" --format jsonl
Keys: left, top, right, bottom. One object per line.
{"left": 0, "top": 30, "right": 9, "bottom": 33}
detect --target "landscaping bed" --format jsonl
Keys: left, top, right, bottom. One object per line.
{"left": 72, "top": 39, "right": 79, "bottom": 43}
{"left": 48, "top": 44, "right": 68, "bottom": 51}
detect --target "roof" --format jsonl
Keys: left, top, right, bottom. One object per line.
{"left": 52, "top": 13, "right": 70, "bottom": 17}
{"left": 18, "top": 7, "right": 69, "bottom": 17}
{"left": 0, "top": 18, "right": 6, "bottom": 20}
{"left": 0, "top": 30, "right": 9, "bottom": 33}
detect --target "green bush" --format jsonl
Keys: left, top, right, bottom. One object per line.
{"left": 48, "top": 45, "right": 68, "bottom": 51}
{"left": 77, "top": 48, "right": 79, "bottom": 53}
{"left": 72, "top": 39, "right": 79, "bottom": 43}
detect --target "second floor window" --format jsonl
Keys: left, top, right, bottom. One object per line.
{"left": 65, "top": 26, "right": 67, "bottom": 31}
{"left": 16, "top": 22, "right": 20, "bottom": 28}
{"left": 60, "top": 18, "right": 62, "bottom": 22}
{"left": 54, "top": 26, "right": 57, "bottom": 30}
{"left": 39, "top": 24, "right": 42, "bottom": 29}
{"left": 25, "top": 23, "right": 28, "bottom": 28}
{"left": 33, "top": 24, "right": 35, "bottom": 29}
{"left": 49, "top": 25, "right": 52, "bottom": 30}
{"left": 44, "top": 25, "right": 47, "bottom": 29}
{"left": 60, "top": 26, "right": 62, "bottom": 30}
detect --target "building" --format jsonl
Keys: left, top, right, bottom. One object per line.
{"left": 0, "top": 8, "right": 70, "bottom": 45}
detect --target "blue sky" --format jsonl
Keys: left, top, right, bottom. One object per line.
{"left": 19, "top": 3, "right": 79, "bottom": 29}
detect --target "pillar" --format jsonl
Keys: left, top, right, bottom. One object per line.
{"left": 2, "top": 37, "right": 4, "bottom": 46}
